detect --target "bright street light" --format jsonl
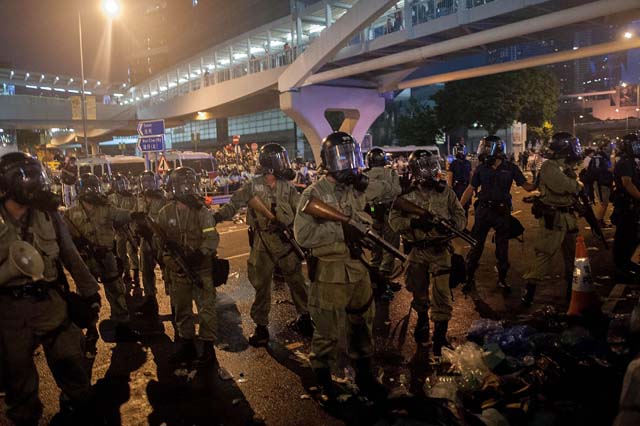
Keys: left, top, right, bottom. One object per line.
{"left": 102, "top": 0, "right": 121, "bottom": 18}
{"left": 624, "top": 31, "right": 633, "bottom": 39}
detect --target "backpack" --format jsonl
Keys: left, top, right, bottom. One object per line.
{"left": 587, "top": 153, "right": 613, "bottom": 186}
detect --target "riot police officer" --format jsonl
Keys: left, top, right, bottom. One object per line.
{"left": 214, "top": 143, "right": 311, "bottom": 346}
{"left": 389, "top": 150, "right": 466, "bottom": 354}
{"left": 0, "top": 153, "right": 100, "bottom": 425}
{"left": 136, "top": 170, "right": 167, "bottom": 315}
{"left": 461, "top": 135, "right": 536, "bottom": 291}
{"left": 110, "top": 173, "right": 140, "bottom": 287}
{"left": 294, "top": 132, "right": 386, "bottom": 401}
{"left": 448, "top": 140, "right": 472, "bottom": 215}
{"left": 65, "top": 173, "right": 141, "bottom": 342}
{"left": 612, "top": 133, "right": 640, "bottom": 281}
{"left": 157, "top": 167, "right": 219, "bottom": 367}
{"left": 522, "top": 132, "right": 584, "bottom": 305}
{"left": 364, "top": 148, "right": 402, "bottom": 298}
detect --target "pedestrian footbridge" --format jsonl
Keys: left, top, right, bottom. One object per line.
{"left": 1, "top": 0, "right": 639, "bottom": 158}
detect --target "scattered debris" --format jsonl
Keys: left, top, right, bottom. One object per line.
{"left": 286, "top": 342, "right": 304, "bottom": 351}
{"left": 218, "top": 367, "right": 234, "bottom": 381}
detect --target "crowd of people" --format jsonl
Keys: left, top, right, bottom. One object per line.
{"left": 0, "top": 129, "right": 639, "bottom": 424}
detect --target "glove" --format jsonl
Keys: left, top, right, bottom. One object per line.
{"left": 186, "top": 248, "right": 205, "bottom": 267}
{"left": 213, "top": 212, "right": 224, "bottom": 224}
{"left": 410, "top": 217, "right": 435, "bottom": 232}
{"left": 130, "top": 212, "right": 147, "bottom": 222}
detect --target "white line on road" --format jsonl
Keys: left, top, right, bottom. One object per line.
{"left": 224, "top": 252, "right": 250, "bottom": 260}
{"left": 219, "top": 226, "right": 249, "bottom": 235}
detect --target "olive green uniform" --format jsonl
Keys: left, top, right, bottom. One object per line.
{"left": 389, "top": 186, "right": 466, "bottom": 320}
{"left": 156, "top": 201, "right": 219, "bottom": 341}
{"left": 523, "top": 159, "right": 581, "bottom": 287}
{"left": 217, "top": 175, "right": 308, "bottom": 326}
{"left": 109, "top": 192, "right": 139, "bottom": 272}
{"left": 294, "top": 176, "right": 373, "bottom": 371}
{"left": 364, "top": 166, "right": 402, "bottom": 276}
{"left": 65, "top": 202, "right": 132, "bottom": 323}
{"left": 0, "top": 205, "right": 99, "bottom": 425}
{"left": 137, "top": 192, "right": 167, "bottom": 298}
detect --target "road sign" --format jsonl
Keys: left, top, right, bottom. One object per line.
{"left": 137, "top": 135, "right": 165, "bottom": 152}
{"left": 157, "top": 154, "right": 169, "bottom": 174}
{"left": 137, "top": 120, "right": 165, "bottom": 137}
{"left": 232, "top": 134, "right": 240, "bottom": 145}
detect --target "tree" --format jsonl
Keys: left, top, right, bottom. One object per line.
{"left": 395, "top": 97, "right": 442, "bottom": 146}
{"left": 432, "top": 68, "right": 560, "bottom": 134}
{"left": 528, "top": 121, "right": 554, "bottom": 144}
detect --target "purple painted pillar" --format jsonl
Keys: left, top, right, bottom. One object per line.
{"left": 280, "top": 85, "right": 385, "bottom": 162}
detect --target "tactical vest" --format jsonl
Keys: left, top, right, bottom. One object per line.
{"left": 0, "top": 208, "right": 60, "bottom": 286}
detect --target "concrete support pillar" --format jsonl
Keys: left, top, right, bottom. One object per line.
{"left": 280, "top": 85, "right": 385, "bottom": 162}
{"left": 216, "top": 118, "right": 229, "bottom": 146}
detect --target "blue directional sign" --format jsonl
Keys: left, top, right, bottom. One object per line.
{"left": 137, "top": 135, "right": 165, "bottom": 152}
{"left": 137, "top": 120, "right": 165, "bottom": 137}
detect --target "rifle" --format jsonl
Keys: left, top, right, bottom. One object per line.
{"left": 301, "top": 196, "right": 407, "bottom": 262}
{"left": 139, "top": 217, "right": 204, "bottom": 288}
{"left": 247, "top": 196, "right": 306, "bottom": 260}
{"left": 574, "top": 189, "right": 609, "bottom": 249}
{"left": 392, "top": 197, "right": 478, "bottom": 247}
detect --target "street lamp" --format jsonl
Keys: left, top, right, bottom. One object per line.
{"left": 78, "top": 0, "right": 121, "bottom": 157}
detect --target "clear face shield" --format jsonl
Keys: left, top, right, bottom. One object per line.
{"left": 568, "top": 137, "right": 583, "bottom": 162}
{"left": 324, "top": 142, "right": 365, "bottom": 172}
{"left": 140, "top": 174, "right": 160, "bottom": 191}
{"left": 414, "top": 155, "right": 442, "bottom": 181}
{"left": 172, "top": 173, "right": 200, "bottom": 196}
{"left": 453, "top": 144, "right": 467, "bottom": 159}
{"left": 262, "top": 150, "right": 291, "bottom": 173}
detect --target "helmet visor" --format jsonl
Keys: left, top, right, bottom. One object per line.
{"left": 171, "top": 174, "right": 200, "bottom": 195}
{"left": 13, "top": 165, "right": 50, "bottom": 194}
{"left": 413, "top": 155, "right": 442, "bottom": 180}
{"left": 261, "top": 150, "right": 291, "bottom": 172}
{"left": 140, "top": 174, "right": 159, "bottom": 191}
{"left": 568, "top": 137, "right": 583, "bottom": 161}
{"left": 477, "top": 140, "right": 492, "bottom": 157}
{"left": 324, "top": 142, "right": 365, "bottom": 172}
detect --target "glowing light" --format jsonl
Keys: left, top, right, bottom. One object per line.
{"left": 624, "top": 31, "right": 633, "bottom": 39}
{"left": 102, "top": 0, "right": 121, "bottom": 18}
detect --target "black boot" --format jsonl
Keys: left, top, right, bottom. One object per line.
{"left": 294, "top": 314, "right": 314, "bottom": 338}
{"left": 497, "top": 277, "right": 511, "bottom": 293}
{"left": 132, "top": 269, "right": 140, "bottom": 288}
{"left": 462, "top": 276, "right": 475, "bottom": 294}
{"left": 414, "top": 310, "right": 430, "bottom": 343}
{"left": 136, "top": 296, "right": 159, "bottom": 316}
{"left": 193, "top": 341, "right": 218, "bottom": 368}
{"left": 248, "top": 325, "right": 269, "bottom": 347}
{"left": 314, "top": 368, "right": 336, "bottom": 400}
{"left": 432, "top": 321, "right": 450, "bottom": 357}
{"left": 354, "top": 358, "right": 388, "bottom": 401}
{"left": 169, "top": 337, "right": 197, "bottom": 366}
{"left": 114, "top": 323, "right": 141, "bottom": 342}
{"left": 522, "top": 282, "right": 537, "bottom": 307}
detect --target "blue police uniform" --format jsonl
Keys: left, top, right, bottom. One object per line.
{"left": 466, "top": 161, "right": 526, "bottom": 283}
{"left": 449, "top": 158, "right": 472, "bottom": 207}
{"left": 612, "top": 157, "right": 640, "bottom": 275}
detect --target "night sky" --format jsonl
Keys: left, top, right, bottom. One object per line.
{"left": 0, "top": 0, "right": 129, "bottom": 83}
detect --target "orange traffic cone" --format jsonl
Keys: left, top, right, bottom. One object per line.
{"left": 567, "top": 235, "right": 601, "bottom": 316}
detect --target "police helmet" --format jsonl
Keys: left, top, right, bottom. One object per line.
{"left": 0, "top": 152, "right": 50, "bottom": 206}
{"left": 409, "top": 149, "right": 441, "bottom": 184}
{"left": 76, "top": 173, "right": 103, "bottom": 196}
{"left": 321, "top": 132, "right": 364, "bottom": 174}
{"left": 366, "top": 148, "right": 388, "bottom": 168}
{"left": 112, "top": 173, "right": 130, "bottom": 194}
{"left": 453, "top": 142, "right": 467, "bottom": 159}
{"left": 545, "top": 132, "right": 583, "bottom": 162}
{"left": 618, "top": 133, "right": 640, "bottom": 158}
{"left": 259, "top": 143, "right": 291, "bottom": 174}
{"left": 139, "top": 170, "right": 161, "bottom": 192}
{"left": 166, "top": 167, "right": 200, "bottom": 197}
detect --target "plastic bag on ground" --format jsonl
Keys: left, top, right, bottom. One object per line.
{"left": 613, "top": 358, "right": 640, "bottom": 426}
{"left": 442, "top": 342, "right": 490, "bottom": 391}
{"left": 467, "top": 319, "right": 504, "bottom": 345}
